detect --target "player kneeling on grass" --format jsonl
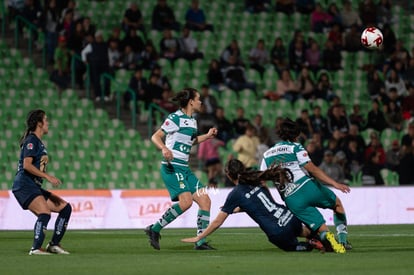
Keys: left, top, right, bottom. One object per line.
{"left": 181, "top": 159, "right": 324, "bottom": 252}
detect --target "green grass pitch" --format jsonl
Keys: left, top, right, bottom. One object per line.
{"left": 0, "top": 225, "right": 413, "bottom": 275}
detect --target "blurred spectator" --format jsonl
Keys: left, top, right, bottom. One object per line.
{"left": 267, "top": 69, "right": 298, "bottom": 102}
{"left": 366, "top": 99, "right": 389, "bottom": 132}
{"left": 309, "top": 105, "right": 329, "bottom": 139}
{"left": 305, "top": 40, "right": 321, "bottom": 75}
{"left": 385, "top": 140, "right": 401, "bottom": 171}
{"left": 200, "top": 84, "right": 218, "bottom": 116}
{"left": 195, "top": 104, "right": 216, "bottom": 134}
{"left": 384, "top": 101, "right": 404, "bottom": 132}
{"left": 151, "top": 65, "right": 171, "bottom": 91}
{"left": 275, "top": 0, "right": 295, "bottom": 15}
{"left": 152, "top": 0, "right": 180, "bottom": 31}
{"left": 296, "top": 0, "right": 315, "bottom": 15}
{"left": 364, "top": 131, "right": 386, "bottom": 167}
{"left": 44, "top": 0, "right": 60, "bottom": 64}
{"left": 385, "top": 68, "right": 407, "bottom": 98}
{"left": 60, "top": 0, "right": 80, "bottom": 23}
{"left": 381, "top": 23, "right": 397, "bottom": 56}
{"left": 296, "top": 109, "right": 313, "bottom": 139}
{"left": 197, "top": 133, "right": 225, "bottom": 187}
{"left": 81, "top": 31, "right": 110, "bottom": 101}
{"left": 222, "top": 56, "right": 257, "bottom": 98}
{"left": 245, "top": 0, "right": 271, "bottom": 13}
{"left": 121, "top": 28, "right": 145, "bottom": 55}
{"left": 232, "top": 124, "right": 260, "bottom": 169}
{"left": 22, "top": 0, "right": 43, "bottom": 43}
{"left": 367, "top": 69, "right": 386, "bottom": 100}
{"left": 288, "top": 38, "right": 307, "bottom": 73}
{"left": 327, "top": 3, "right": 342, "bottom": 27}
{"left": 7, "top": 0, "right": 25, "bottom": 21}
{"left": 81, "top": 17, "right": 96, "bottom": 38}
{"left": 295, "top": 67, "right": 316, "bottom": 100}
{"left": 252, "top": 114, "right": 269, "bottom": 146}
{"left": 343, "top": 124, "right": 366, "bottom": 153}
{"left": 107, "top": 27, "right": 122, "bottom": 46}
{"left": 232, "top": 107, "right": 250, "bottom": 138}
{"left": 340, "top": 0, "right": 362, "bottom": 30}
{"left": 319, "top": 150, "right": 345, "bottom": 183}
{"left": 401, "top": 84, "right": 414, "bottom": 119}
{"left": 268, "top": 117, "right": 284, "bottom": 145}
{"left": 270, "top": 37, "right": 288, "bottom": 75}
{"left": 390, "top": 40, "right": 410, "bottom": 70}
{"left": 120, "top": 45, "right": 138, "bottom": 71}
{"left": 185, "top": 0, "right": 213, "bottom": 32}
{"left": 50, "top": 35, "right": 70, "bottom": 90}
{"left": 376, "top": 0, "right": 393, "bottom": 28}
{"left": 348, "top": 104, "right": 367, "bottom": 131}
{"left": 123, "top": 67, "right": 147, "bottom": 111}
{"left": 159, "top": 29, "right": 181, "bottom": 64}
{"left": 321, "top": 40, "right": 342, "bottom": 71}
{"left": 214, "top": 107, "right": 234, "bottom": 144}
{"left": 67, "top": 20, "right": 86, "bottom": 89}
{"left": 107, "top": 40, "right": 122, "bottom": 71}
{"left": 248, "top": 39, "right": 269, "bottom": 80}
{"left": 207, "top": 59, "right": 225, "bottom": 92}
{"left": 311, "top": 3, "right": 332, "bottom": 33}
{"left": 397, "top": 140, "right": 414, "bottom": 185}
{"left": 343, "top": 138, "right": 364, "bottom": 178}
{"left": 343, "top": 24, "right": 362, "bottom": 52}
{"left": 178, "top": 27, "right": 204, "bottom": 61}
{"left": 58, "top": 8, "right": 74, "bottom": 40}
{"left": 121, "top": 3, "right": 146, "bottom": 37}
{"left": 401, "top": 122, "right": 414, "bottom": 149}
{"left": 402, "top": 58, "right": 414, "bottom": 87}
{"left": 145, "top": 73, "right": 164, "bottom": 108}
{"left": 361, "top": 151, "right": 385, "bottom": 186}
{"left": 220, "top": 39, "right": 244, "bottom": 68}
{"left": 139, "top": 40, "right": 159, "bottom": 71}
{"left": 314, "top": 71, "right": 334, "bottom": 100}
{"left": 158, "top": 89, "right": 177, "bottom": 114}
{"left": 327, "top": 23, "right": 343, "bottom": 50}
{"left": 306, "top": 134, "right": 324, "bottom": 165}
{"left": 359, "top": 0, "right": 377, "bottom": 27}
{"left": 327, "top": 104, "right": 350, "bottom": 136}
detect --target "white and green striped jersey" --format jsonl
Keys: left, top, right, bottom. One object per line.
{"left": 161, "top": 110, "right": 197, "bottom": 166}
{"left": 260, "top": 141, "right": 313, "bottom": 197}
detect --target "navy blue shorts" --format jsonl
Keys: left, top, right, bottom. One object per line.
{"left": 267, "top": 215, "right": 303, "bottom": 251}
{"left": 12, "top": 173, "right": 51, "bottom": 210}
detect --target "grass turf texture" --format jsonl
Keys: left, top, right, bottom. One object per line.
{"left": 0, "top": 225, "right": 413, "bottom": 275}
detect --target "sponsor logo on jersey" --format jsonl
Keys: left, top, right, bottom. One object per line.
{"left": 303, "top": 152, "right": 308, "bottom": 157}
{"left": 27, "top": 143, "right": 33, "bottom": 150}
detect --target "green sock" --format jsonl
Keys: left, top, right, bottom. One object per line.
{"left": 152, "top": 204, "right": 184, "bottom": 233}
{"left": 334, "top": 212, "right": 348, "bottom": 244}
{"left": 320, "top": 231, "right": 328, "bottom": 241}
{"left": 196, "top": 209, "right": 210, "bottom": 246}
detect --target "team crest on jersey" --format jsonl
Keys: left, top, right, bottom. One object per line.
{"left": 179, "top": 182, "right": 186, "bottom": 189}
{"left": 27, "top": 143, "right": 33, "bottom": 150}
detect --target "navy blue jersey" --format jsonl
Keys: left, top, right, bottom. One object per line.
{"left": 16, "top": 133, "right": 48, "bottom": 185}
{"left": 221, "top": 184, "right": 297, "bottom": 238}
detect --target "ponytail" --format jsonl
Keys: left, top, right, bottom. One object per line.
{"left": 20, "top": 109, "right": 45, "bottom": 146}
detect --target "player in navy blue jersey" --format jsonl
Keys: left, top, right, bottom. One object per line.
{"left": 181, "top": 159, "right": 324, "bottom": 252}
{"left": 12, "top": 110, "right": 72, "bottom": 255}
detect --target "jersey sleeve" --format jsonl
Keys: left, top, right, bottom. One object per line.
{"left": 221, "top": 189, "right": 240, "bottom": 215}
{"left": 160, "top": 114, "right": 179, "bottom": 134}
{"left": 22, "top": 135, "right": 39, "bottom": 158}
{"left": 295, "top": 143, "right": 311, "bottom": 166}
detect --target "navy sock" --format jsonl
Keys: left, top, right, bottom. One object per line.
{"left": 32, "top": 213, "right": 51, "bottom": 250}
{"left": 51, "top": 204, "right": 72, "bottom": 245}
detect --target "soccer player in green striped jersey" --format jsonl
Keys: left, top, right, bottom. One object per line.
{"left": 260, "top": 118, "right": 351, "bottom": 253}
{"left": 145, "top": 88, "right": 218, "bottom": 250}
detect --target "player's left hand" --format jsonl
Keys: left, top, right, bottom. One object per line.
{"left": 181, "top": 237, "right": 199, "bottom": 243}
{"left": 207, "top": 128, "right": 218, "bottom": 138}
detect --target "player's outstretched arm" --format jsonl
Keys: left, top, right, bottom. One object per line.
{"left": 181, "top": 211, "right": 229, "bottom": 243}
{"left": 193, "top": 127, "right": 218, "bottom": 145}
{"left": 304, "top": 162, "right": 350, "bottom": 193}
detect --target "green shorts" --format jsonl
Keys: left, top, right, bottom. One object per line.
{"left": 284, "top": 179, "right": 337, "bottom": 232}
{"left": 160, "top": 163, "right": 205, "bottom": 201}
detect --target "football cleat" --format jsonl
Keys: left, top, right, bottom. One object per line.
{"left": 341, "top": 241, "right": 353, "bottom": 251}
{"left": 308, "top": 238, "right": 325, "bottom": 252}
{"left": 46, "top": 243, "right": 70, "bottom": 254}
{"left": 145, "top": 225, "right": 161, "bottom": 250}
{"left": 194, "top": 242, "right": 216, "bottom": 250}
{"left": 29, "top": 248, "right": 52, "bottom": 255}
{"left": 326, "top": 232, "right": 346, "bottom": 254}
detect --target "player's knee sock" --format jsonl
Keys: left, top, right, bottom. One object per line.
{"left": 50, "top": 203, "right": 72, "bottom": 245}
{"left": 334, "top": 212, "right": 348, "bottom": 243}
{"left": 152, "top": 203, "right": 183, "bottom": 233}
{"left": 319, "top": 230, "right": 328, "bottom": 241}
{"left": 32, "top": 213, "right": 51, "bottom": 250}
{"left": 196, "top": 209, "right": 210, "bottom": 246}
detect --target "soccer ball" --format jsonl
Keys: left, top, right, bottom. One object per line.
{"left": 361, "top": 27, "right": 383, "bottom": 50}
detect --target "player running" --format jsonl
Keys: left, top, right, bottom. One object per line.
{"left": 12, "top": 110, "right": 72, "bottom": 255}
{"left": 181, "top": 159, "right": 324, "bottom": 252}
{"left": 260, "top": 118, "right": 351, "bottom": 253}
{"left": 145, "top": 88, "right": 218, "bottom": 250}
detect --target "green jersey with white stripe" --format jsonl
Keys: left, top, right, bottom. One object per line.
{"left": 260, "top": 141, "right": 313, "bottom": 198}
{"left": 161, "top": 110, "right": 197, "bottom": 166}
